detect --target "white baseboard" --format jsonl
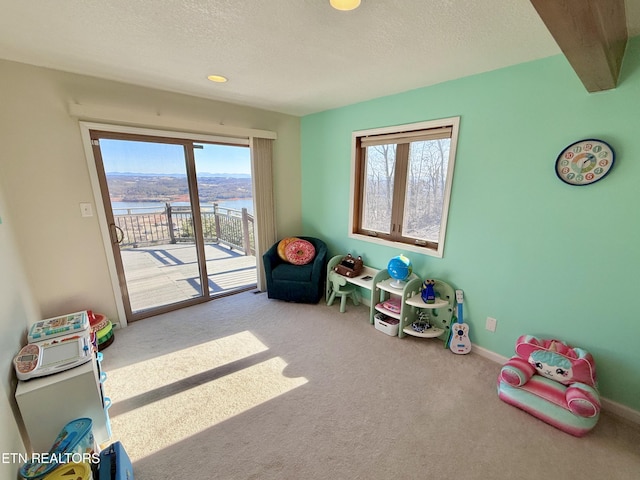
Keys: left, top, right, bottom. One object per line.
{"left": 600, "top": 398, "right": 640, "bottom": 425}
{"left": 471, "top": 343, "right": 640, "bottom": 426}
{"left": 470, "top": 344, "right": 509, "bottom": 364}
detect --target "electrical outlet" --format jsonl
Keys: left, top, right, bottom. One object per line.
{"left": 486, "top": 317, "right": 497, "bottom": 332}
{"left": 80, "top": 203, "right": 93, "bottom": 217}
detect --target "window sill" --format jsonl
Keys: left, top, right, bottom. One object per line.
{"left": 348, "top": 232, "right": 444, "bottom": 258}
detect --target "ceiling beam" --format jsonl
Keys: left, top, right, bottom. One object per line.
{"left": 530, "top": 0, "right": 628, "bottom": 92}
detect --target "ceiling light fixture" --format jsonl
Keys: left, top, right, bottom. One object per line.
{"left": 330, "top": 0, "right": 361, "bottom": 11}
{"left": 207, "top": 74, "right": 228, "bottom": 83}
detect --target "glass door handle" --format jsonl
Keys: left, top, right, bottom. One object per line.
{"left": 109, "top": 224, "right": 124, "bottom": 244}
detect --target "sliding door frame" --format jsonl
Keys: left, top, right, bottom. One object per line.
{"left": 79, "top": 121, "right": 270, "bottom": 326}
{"left": 90, "top": 130, "right": 215, "bottom": 322}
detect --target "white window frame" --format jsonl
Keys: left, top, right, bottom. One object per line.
{"left": 348, "top": 116, "right": 460, "bottom": 258}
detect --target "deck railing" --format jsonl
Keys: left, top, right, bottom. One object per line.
{"left": 114, "top": 203, "right": 255, "bottom": 255}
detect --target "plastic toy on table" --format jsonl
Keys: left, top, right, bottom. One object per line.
{"left": 28, "top": 311, "right": 90, "bottom": 343}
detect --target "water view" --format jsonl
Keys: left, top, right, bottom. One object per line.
{"left": 112, "top": 198, "right": 254, "bottom": 215}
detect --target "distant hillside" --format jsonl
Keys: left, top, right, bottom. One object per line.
{"left": 106, "top": 173, "right": 252, "bottom": 203}
{"left": 107, "top": 172, "right": 250, "bottom": 178}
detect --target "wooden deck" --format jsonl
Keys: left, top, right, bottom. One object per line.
{"left": 121, "top": 242, "right": 257, "bottom": 313}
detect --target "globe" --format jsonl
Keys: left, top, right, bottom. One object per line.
{"left": 387, "top": 254, "right": 412, "bottom": 288}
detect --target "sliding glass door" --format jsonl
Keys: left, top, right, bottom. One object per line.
{"left": 193, "top": 143, "right": 257, "bottom": 295}
{"left": 90, "top": 131, "right": 256, "bottom": 321}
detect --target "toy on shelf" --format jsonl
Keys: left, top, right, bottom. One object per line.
{"left": 421, "top": 279, "right": 436, "bottom": 304}
{"left": 497, "top": 335, "right": 600, "bottom": 437}
{"left": 411, "top": 311, "right": 432, "bottom": 333}
{"left": 387, "top": 254, "right": 412, "bottom": 289}
{"left": 14, "top": 310, "right": 94, "bottom": 381}
{"left": 379, "top": 297, "right": 402, "bottom": 314}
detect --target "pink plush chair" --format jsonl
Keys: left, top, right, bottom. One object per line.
{"left": 497, "top": 335, "right": 600, "bottom": 437}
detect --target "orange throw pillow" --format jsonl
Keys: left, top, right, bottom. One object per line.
{"left": 277, "top": 237, "right": 299, "bottom": 261}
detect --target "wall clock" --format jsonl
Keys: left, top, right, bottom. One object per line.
{"left": 555, "top": 139, "right": 615, "bottom": 186}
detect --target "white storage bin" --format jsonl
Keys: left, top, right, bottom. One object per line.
{"left": 374, "top": 314, "right": 399, "bottom": 336}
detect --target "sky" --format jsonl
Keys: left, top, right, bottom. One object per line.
{"left": 100, "top": 139, "right": 251, "bottom": 175}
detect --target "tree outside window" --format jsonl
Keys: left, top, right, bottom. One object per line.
{"left": 351, "top": 117, "right": 459, "bottom": 257}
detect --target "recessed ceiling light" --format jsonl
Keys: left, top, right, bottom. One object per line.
{"left": 330, "top": 0, "right": 361, "bottom": 11}
{"left": 207, "top": 75, "right": 228, "bottom": 83}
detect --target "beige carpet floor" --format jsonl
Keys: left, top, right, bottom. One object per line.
{"left": 100, "top": 290, "right": 640, "bottom": 479}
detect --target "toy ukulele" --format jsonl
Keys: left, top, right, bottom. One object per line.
{"left": 449, "top": 289, "right": 471, "bottom": 354}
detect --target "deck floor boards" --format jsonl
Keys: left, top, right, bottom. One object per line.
{"left": 121, "top": 242, "right": 257, "bottom": 312}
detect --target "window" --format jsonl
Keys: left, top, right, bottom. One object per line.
{"left": 349, "top": 117, "right": 460, "bottom": 257}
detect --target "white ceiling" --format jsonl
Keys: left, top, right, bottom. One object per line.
{"left": 1, "top": 0, "right": 639, "bottom": 116}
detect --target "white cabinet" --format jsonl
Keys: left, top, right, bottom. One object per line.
{"left": 15, "top": 355, "right": 110, "bottom": 452}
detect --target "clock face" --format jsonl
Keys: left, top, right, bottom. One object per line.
{"left": 555, "top": 139, "right": 614, "bottom": 186}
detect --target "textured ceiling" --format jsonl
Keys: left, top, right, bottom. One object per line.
{"left": 1, "top": 0, "right": 639, "bottom": 116}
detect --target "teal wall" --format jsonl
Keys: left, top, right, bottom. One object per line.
{"left": 301, "top": 37, "right": 640, "bottom": 411}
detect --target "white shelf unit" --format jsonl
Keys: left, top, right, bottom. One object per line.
{"left": 368, "top": 271, "right": 455, "bottom": 343}
{"left": 326, "top": 258, "right": 456, "bottom": 345}
{"left": 369, "top": 270, "right": 421, "bottom": 336}
{"left": 402, "top": 278, "right": 456, "bottom": 344}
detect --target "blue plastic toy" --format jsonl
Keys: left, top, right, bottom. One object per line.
{"left": 421, "top": 279, "right": 436, "bottom": 304}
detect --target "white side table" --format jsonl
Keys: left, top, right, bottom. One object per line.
{"left": 15, "top": 355, "right": 110, "bottom": 452}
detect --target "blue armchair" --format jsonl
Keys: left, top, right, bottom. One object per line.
{"left": 262, "top": 236, "right": 328, "bottom": 303}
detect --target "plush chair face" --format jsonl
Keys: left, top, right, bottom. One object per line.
{"left": 514, "top": 335, "right": 597, "bottom": 387}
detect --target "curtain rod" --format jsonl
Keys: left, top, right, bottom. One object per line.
{"left": 68, "top": 102, "right": 277, "bottom": 140}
